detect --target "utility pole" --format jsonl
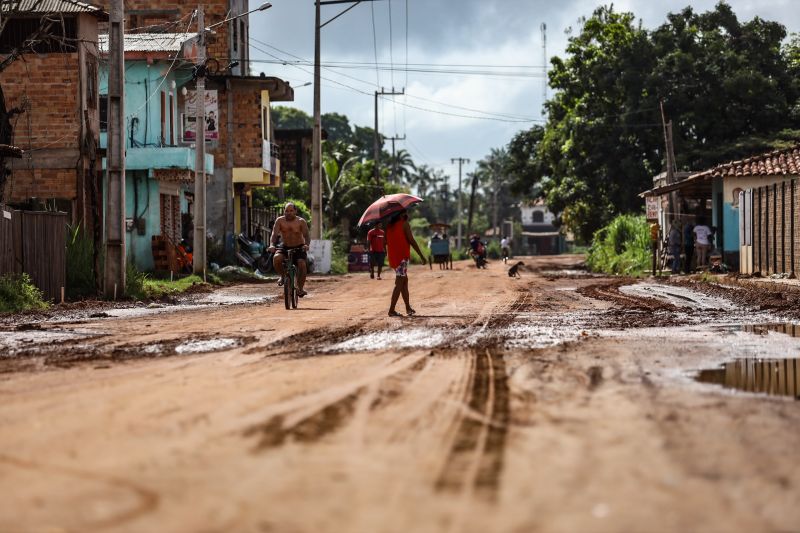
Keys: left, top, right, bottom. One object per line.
{"left": 311, "top": 0, "right": 322, "bottom": 239}
{"left": 193, "top": 6, "right": 207, "bottom": 278}
{"left": 541, "top": 23, "right": 547, "bottom": 105}
{"left": 387, "top": 134, "right": 406, "bottom": 183}
{"left": 374, "top": 87, "right": 404, "bottom": 188}
{"left": 104, "top": 0, "right": 125, "bottom": 299}
{"left": 312, "top": 0, "right": 382, "bottom": 238}
{"left": 466, "top": 172, "right": 478, "bottom": 242}
{"left": 451, "top": 157, "right": 469, "bottom": 249}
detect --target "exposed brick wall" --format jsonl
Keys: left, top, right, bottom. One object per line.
{"left": 94, "top": 1, "right": 232, "bottom": 62}
{"left": 7, "top": 169, "right": 78, "bottom": 201}
{"left": 2, "top": 54, "right": 81, "bottom": 150}
{"left": 230, "top": 87, "right": 261, "bottom": 168}
{"left": 203, "top": 83, "right": 263, "bottom": 169}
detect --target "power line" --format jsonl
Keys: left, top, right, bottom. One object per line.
{"left": 249, "top": 40, "right": 543, "bottom": 123}
{"left": 370, "top": 1, "right": 380, "bottom": 87}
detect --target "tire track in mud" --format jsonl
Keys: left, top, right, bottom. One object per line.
{"left": 435, "top": 291, "right": 525, "bottom": 500}
{"left": 578, "top": 279, "right": 679, "bottom": 312}
{"left": 243, "top": 356, "right": 431, "bottom": 452}
{"left": 435, "top": 347, "right": 510, "bottom": 500}
{"left": 243, "top": 388, "right": 365, "bottom": 451}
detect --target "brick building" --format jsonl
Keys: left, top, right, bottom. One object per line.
{"left": 94, "top": 0, "right": 293, "bottom": 255}
{"left": 0, "top": 0, "right": 106, "bottom": 227}
{"left": 274, "top": 128, "right": 328, "bottom": 186}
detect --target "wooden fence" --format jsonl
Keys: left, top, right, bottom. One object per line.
{"left": 0, "top": 207, "right": 67, "bottom": 301}
{"left": 748, "top": 179, "right": 800, "bottom": 276}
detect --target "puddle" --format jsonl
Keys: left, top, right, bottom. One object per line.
{"left": 620, "top": 283, "right": 738, "bottom": 311}
{"left": 696, "top": 358, "right": 800, "bottom": 400}
{"left": 0, "top": 328, "right": 101, "bottom": 356}
{"left": 324, "top": 328, "right": 447, "bottom": 352}
{"left": 174, "top": 338, "right": 241, "bottom": 354}
{"left": 740, "top": 323, "right": 800, "bottom": 338}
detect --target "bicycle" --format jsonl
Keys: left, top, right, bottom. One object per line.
{"left": 283, "top": 248, "right": 300, "bottom": 310}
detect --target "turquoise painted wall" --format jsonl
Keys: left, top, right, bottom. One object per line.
{"left": 125, "top": 171, "right": 160, "bottom": 272}
{"left": 723, "top": 203, "right": 739, "bottom": 253}
{"left": 99, "top": 60, "right": 211, "bottom": 272}
{"left": 100, "top": 61, "right": 181, "bottom": 150}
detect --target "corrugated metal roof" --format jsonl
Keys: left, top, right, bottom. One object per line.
{"left": 98, "top": 33, "right": 195, "bottom": 54}
{"left": 1, "top": 0, "right": 104, "bottom": 14}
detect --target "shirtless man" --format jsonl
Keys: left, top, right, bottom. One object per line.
{"left": 268, "top": 203, "right": 310, "bottom": 297}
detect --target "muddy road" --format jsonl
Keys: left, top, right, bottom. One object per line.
{"left": 1, "top": 255, "right": 799, "bottom": 532}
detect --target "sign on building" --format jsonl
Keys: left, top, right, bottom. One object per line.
{"left": 182, "top": 90, "right": 219, "bottom": 142}
{"left": 645, "top": 196, "right": 659, "bottom": 221}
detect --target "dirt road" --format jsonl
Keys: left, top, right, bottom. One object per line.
{"left": 1, "top": 256, "right": 799, "bottom": 532}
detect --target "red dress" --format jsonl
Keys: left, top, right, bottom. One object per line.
{"left": 386, "top": 220, "right": 410, "bottom": 269}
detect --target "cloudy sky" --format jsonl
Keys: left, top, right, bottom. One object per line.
{"left": 250, "top": 0, "right": 800, "bottom": 186}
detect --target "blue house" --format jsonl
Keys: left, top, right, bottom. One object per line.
{"left": 99, "top": 33, "right": 213, "bottom": 272}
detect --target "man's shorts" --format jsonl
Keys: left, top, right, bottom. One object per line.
{"left": 394, "top": 259, "right": 409, "bottom": 277}
{"left": 276, "top": 245, "right": 307, "bottom": 264}
{"left": 370, "top": 251, "right": 386, "bottom": 266}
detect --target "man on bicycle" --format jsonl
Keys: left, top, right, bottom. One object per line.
{"left": 268, "top": 203, "right": 310, "bottom": 297}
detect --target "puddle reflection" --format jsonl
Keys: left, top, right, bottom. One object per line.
{"left": 697, "top": 358, "right": 800, "bottom": 400}
{"left": 741, "top": 323, "right": 800, "bottom": 338}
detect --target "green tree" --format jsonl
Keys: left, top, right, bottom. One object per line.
{"left": 389, "top": 148, "right": 416, "bottom": 184}
{"left": 271, "top": 106, "right": 312, "bottom": 129}
{"left": 518, "top": 2, "right": 800, "bottom": 242}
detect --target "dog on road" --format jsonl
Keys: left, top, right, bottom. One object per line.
{"left": 508, "top": 261, "right": 525, "bottom": 278}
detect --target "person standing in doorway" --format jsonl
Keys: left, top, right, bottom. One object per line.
{"left": 693, "top": 218, "right": 712, "bottom": 268}
{"left": 367, "top": 222, "right": 386, "bottom": 280}
{"left": 386, "top": 209, "right": 426, "bottom": 317}
{"left": 668, "top": 222, "right": 682, "bottom": 274}
{"left": 683, "top": 220, "right": 695, "bottom": 273}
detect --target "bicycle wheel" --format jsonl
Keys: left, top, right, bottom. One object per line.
{"left": 284, "top": 269, "right": 291, "bottom": 309}
{"left": 291, "top": 274, "right": 299, "bottom": 309}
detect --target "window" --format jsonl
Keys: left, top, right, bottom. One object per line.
{"left": 532, "top": 210, "right": 544, "bottom": 223}
{"left": 160, "top": 194, "right": 180, "bottom": 242}
{"left": 86, "top": 58, "right": 98, "bottom": 109}
{"left": 169, "top": 93, "right": 175, "bottom": 146}
{"left": 99, "top": 95, "right": 108, "bottom": 132}
{"left": 160, "top": 91, "right": 166, "bottom": 146}
{"left": 232, "top": 18, "right": 238, "bottom": 53}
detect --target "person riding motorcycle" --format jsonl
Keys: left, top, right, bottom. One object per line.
{"left": 469, "top": 234, "right": 487, "bottom": 268}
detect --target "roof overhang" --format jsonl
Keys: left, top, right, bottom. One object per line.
{"left": 2, "top": 0, "right": 108, "bottom": 19}
{"left": 639, "top": 173, "right": 713, "bottom": 198}
{"left": 206, "top": 75, "right": 294, "bottom": 102}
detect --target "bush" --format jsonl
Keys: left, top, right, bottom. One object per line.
{"left": 585, "top": 214, "right": 650, "bottom": 276}
{"left": 486, "top": 239, "right": 502, "bottom": 260}
{"left": 125, "top": 261, "right": 148, "bottom": 300}
{"left": 0, "top": 273, "right": 49, "bottom": 313}
{"left": 411, "top": 239, "right": 430, "bottom": 265}
{"left": 66, "top": 223, "right": 97, "bottom": 298}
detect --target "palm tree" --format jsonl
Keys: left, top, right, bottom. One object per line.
{"left": 390, "top": 149, "right": 416, "bottom": 185}
{"left": 409, "top": 164, "right": 434, "bottom": 198}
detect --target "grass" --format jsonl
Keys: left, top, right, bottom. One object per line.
{"left": 585, "top": 214, "right": 651, "bottom": 276}
{"left": 66, "top": 223, "right": 97, "bottom": 299}
{"left": 0, "top": 273, "right": 49, "bottom": 313}
{"left": 125, "top": 261, "right": 223, "bottom": 301}
{"left": 142, "top": 274, "right": 212, "bottom": 298}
